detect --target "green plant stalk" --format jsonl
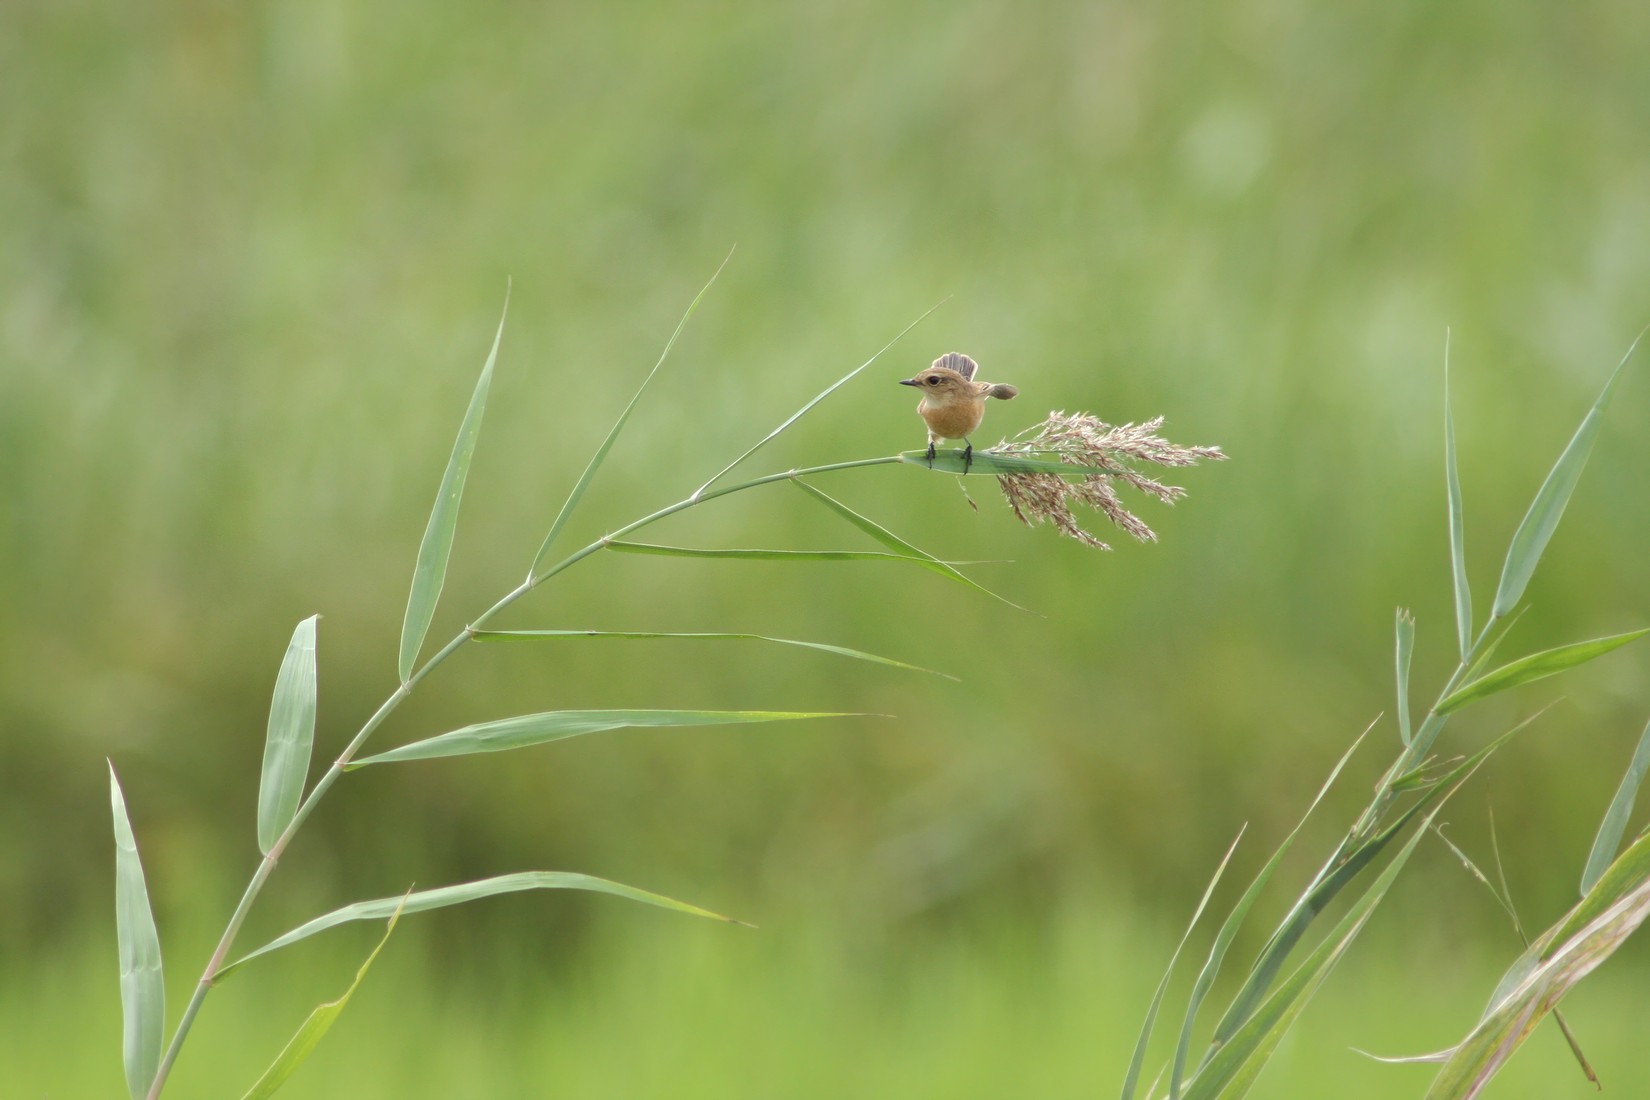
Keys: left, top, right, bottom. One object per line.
{"left": 143, "top": 453, "right": 903, "bottom": 1099}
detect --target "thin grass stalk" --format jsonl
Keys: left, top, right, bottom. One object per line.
{"left": 143, "top": 453, "right": 903, "bottom": 1098}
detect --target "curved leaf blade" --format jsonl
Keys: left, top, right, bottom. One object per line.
{"left": 239, "top": 896, "right": 408, "bottom": 1100}
{"left": 472, "top": 629, "right": 954, "bottom": 680}
{"left": 792, "top": 479, "right": 1029, "bottom": 611}
{"left": 1395, "top": 608, "right": 1416, "bottom": 746}
{"left": 1491, "top": 334, "right": 1642, "bottom": 617}
{"left": 694, "top": 298, "right": 946, "bottom": 496}
{"left": 349, "top": 709, "right": 850, "bottom": 767}
{"left": 530, "top": 251, "right": 731, "bottom": 580}
{"left": 603, "top": 541, "right": 981, "bottom": 565}
{"left": 1436, "top": 629, "right": 1649, "bottom": 715}
{"left": 221, "top": 872, "right": 742, "bottom": 978}
{"left": 1443, "top": 338, "right": 1473, "bottom": 659}
{"left": 110, "top": 764, "right": 164, "bottom": 1100}
{"left": 900, "top": 449, "right": 1114, "bottom": 477}
{"left": 1426, "top": 832, "right": 1650, "bottom": 1099}
{"left": 258, "top": 615, "right": 318, "bottom": 854}
{"left": 398, "top": 287, "right": 509, "bottom": 682}
{"left": 1122, "top": 829, "right": 1243, "bottom": 1100}
{"left": 1583, "top": 715, "right": 1650, "bottom": 896}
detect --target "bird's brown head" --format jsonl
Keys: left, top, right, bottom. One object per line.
{"left": 899, "top": 367, "right": 972, "bottom": 398}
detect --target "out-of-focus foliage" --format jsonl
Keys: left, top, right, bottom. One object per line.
{"left": 4, "top": 0, "right": 1650, "bottom": 1091}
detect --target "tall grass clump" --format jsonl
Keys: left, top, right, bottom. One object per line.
{"left": 106, "top": 263, "right": 1225, "bottom": 1099}
{"left": 1123, "top": 332, "right": 1649, "bottom": 1100}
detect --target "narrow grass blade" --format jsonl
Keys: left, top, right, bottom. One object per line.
{"left": 1491, "top": 333, "right": 1642, "bottom": 618}
{"left": 1426, "top": 831, "right": 1650, "bottom": 1099}
{"left": 1461, "top": 606, "right": 1528, "bottom": 684}
{"left": 1170, "top": 724, "right": 1374, "bottom": 1097}
{"left": 604, "top": 541, "right": 981, "bottom": 565}
{"left": 1395, "top": 608, "right": 1416, "bottom": 746}
{"left": 238, "top": 894, "right": 408, "bottom": 1100}
{"left": 1186, "top": 809, "right": 1442, "bottom": 1100}
{"left": 349, "top": 709, "right": 850, "bottom": 767}
{"left": 1436, "top": 629, "right": 1649, "bottom": 715}
{"left": 1122, "top": 829, "right": 1245, "bottom": 1100}
{"left": 694, "top": 299, "right": 946, "bottom": 497}
{"left": 1210, "top": 725, "right": 1520, "bottom": 1052}
{"left": 1583, "top": 715, "right": 1650, "bottom": 896}
{"left": 221, "top": 872, "right": 742, "bottom": 977}
{"left": 792, "top": 479, "right": 1028, "bottom": 611}
{"left": 530, "top": 251, "right": 732, "bottom": 580}
{"left": 109, "top": 764, "right": 164, "bottom": 1100}
{"left": 472, "top": 629, "right": 954, "bottom": 680}
{"left": 900, "top": 449, "right": 1112, "bottom": 477}
{"left": 398, "top": 287, "right": 509, "bottom": 682}
{"left": 1443, "top": 336, "right": 1473, "bottom": 660}
{"left": 258, "top": 615, "right": 318, "bottom": 854}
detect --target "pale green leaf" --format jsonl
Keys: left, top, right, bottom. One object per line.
{"left": 258, "top": 615, "right": 318, "bottom": 855}
{"left": 604, "top": 540, "right": 981, "bottom": 565}
{"left": 900, "top": 449, "right": 1111, "bottom": 477}
{"left": 1122, "top": 829, "right": 1244, "bottom": 1100}
{"left": 1395, "top": 608, "right": 1416, "bottom": 746}
{"left": 1436, "top": 629, "right": 1649, "bottom": 715}
{"left": 398, "top": 287, "right": 509, "bottom": 682}
{"left": 110, "top": 764, "right": 164, "bottom": 1100}
{"left": 695, "top": 298, "right": 945, "bottom": 496}
{"left": 1582, "top": 715, "right": 1650, "bottom": 896}
{"left": 238, "top": 896, "right": 408, "bottom": 1100}
{"left": 1444, "top": 338, "right": 1473, "bottom": 660}
{"left": 1426, "top": 831, "right": 1650, "bottom": 1099}
{"left": 221, "top": 872, "right": 741, "bottom": 978}
{"left": 1491, "top": 334, "right": 1642, "bottom": 617}
{"left": 1170, "top": 725, "right": 1374, "bottom": 1097}
{"left": 530, "top": 252, "right": 731, "bottom": 579}
{"left": 472, "top": 629, "right": 954, "bottom": 680}
{"left": 1185, "top": 812, "right": 1438, "bottom": 1100}
{"left": 792, "top": 479, "right": 1028, "bottom": 611}
{"left": 349, "top": 709, "right": 850, "bottom": 767}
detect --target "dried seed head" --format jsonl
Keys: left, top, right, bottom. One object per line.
{"left": 992, "top": 411, "right": 1226, "bottom": 549}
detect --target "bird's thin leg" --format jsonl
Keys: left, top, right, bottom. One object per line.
{"left": 925, "top": 440, "right": 936, "bottom": 467}
{"left": 962, "top": 439, "right": 973, "bottom": 474}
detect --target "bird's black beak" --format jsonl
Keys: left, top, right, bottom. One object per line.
{"left": 898, "top": 378, "right": 921, "bottom": 387}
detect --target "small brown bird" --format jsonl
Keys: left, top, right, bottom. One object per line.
{"left": 900, "top": 352, "right": 1019, "bottom": 471}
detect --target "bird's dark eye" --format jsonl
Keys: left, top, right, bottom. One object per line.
{"left": 925, "top": 376, "right": 941, "bottom": 386}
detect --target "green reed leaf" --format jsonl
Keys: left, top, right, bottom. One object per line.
{"left": 472, "top": 629, "right": 954, "bottom": 679}
{"left": 1491, "top": 334, "right": 1641, "bottom": 618}
{"left": 1186, "top": 808, "right": 1439, "bottom": 1100}
{"left": 1122, "top": 829, "right": 1244, "bottom": 1100}
{"left": 221, "top": 872, "right": 741, "bottom": 978}
{"left": 238, "top": 895, "right": 408, "bottom": 1100}
{"left": 1583, "top": 715, "right": 1650, "bottom": 896}
{"left": 398, "top": 287, "right": 509, "bottom": 682}
{"left": 900, "top": 449, "right": 1110, "bottom": 477}
{"left": 1427, "top": 830, "right": 1650, "bottom": 1099}
{"left": 349, "top": 709, "right": 850, "bottom": 767}
{"left": 530, "top": 252, "right": 731, "bottom": 580}
{"left": 1170, "top": 724, "right": 1373, "bottom": 1097}
{"left": 1436, "top": 629, "right": 1650, "bottom": 715}
{"left": 1443, "top": 339, "right": 1473, "bottom": 660}
{"left": 694, "top": 299, "right": 945, "bottom": 497}
{"left": 110, "top": 764, "right": 164, "bottom": 1100}
{"left": 604, "top": 540, "right": 976, "bottom": 565}
{"left": 792, "top": 479, "right": 1028, "bottom": 611}
{"left": 257, "top": 615, "right": 318, "bottom": 855}
{"left": 1395, "top": 608, "right": 1416, "bottom": 747}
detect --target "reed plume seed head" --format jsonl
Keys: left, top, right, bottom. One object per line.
{"left": 992, "top": 411, "right": 1226, "bottom": 550}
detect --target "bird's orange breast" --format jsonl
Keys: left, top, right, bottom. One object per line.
{"left": 918, "top": 396, "right": 985, "bottom": 441}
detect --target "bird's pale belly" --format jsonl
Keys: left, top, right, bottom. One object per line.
{"left": 918, "top": 398, "right": 984, "bottom": 441}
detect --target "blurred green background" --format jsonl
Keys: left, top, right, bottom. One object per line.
{"left": 5, "top": 1, "right": 1650, "bottom": 1096}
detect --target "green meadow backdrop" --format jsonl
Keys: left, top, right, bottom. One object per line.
{"left": 5, "top": 2, "right": 1650, "bottom": 1096}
